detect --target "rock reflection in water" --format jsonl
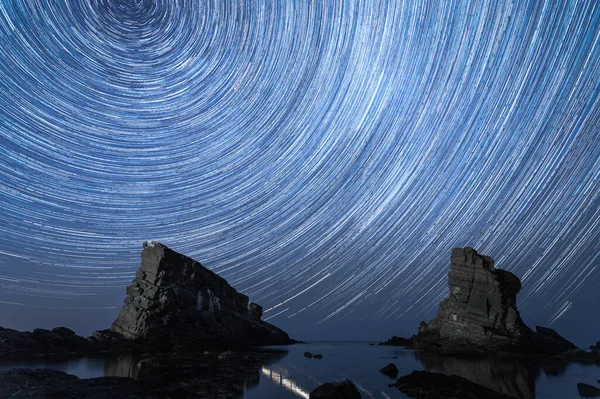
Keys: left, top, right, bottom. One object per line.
{"left": 260, "top": 365, "right": 311, "bottom": 398}
{"left": 416, "top": 351, "right": 539, "bottom": 399}
{"left": 104, "top": 354, "right": 139, "bottom": 378}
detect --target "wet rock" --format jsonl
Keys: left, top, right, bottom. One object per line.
{"left": 310, "top": 379, "right": 361, "bottom": 398}
{"left": 578, "top": 383, "right": 600, "bottom": 397}
{"left": 391, "top": 370, "right": 518, "bottom": 399}
{"left": 111, "top": 242, "right": 295, "bottom": 350}
{"left": 379, "top": 363, "right": 398, "bottom": 379}
{"left": 378, "top": 336, "right": 413, "bottom": 348}
{"left": 415, "top": 248, "right": 577, "bottom": 356}
{"left": 314, "top": 354, "right": 323, "bottom": 359}
{"left": 304, "top": 351, "right": 314, "bottom": 358}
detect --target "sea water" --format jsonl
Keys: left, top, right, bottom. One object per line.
{"left": 1, "top": 342, "right": 598, "bottom": 398}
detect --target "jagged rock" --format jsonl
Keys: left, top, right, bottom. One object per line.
{"left": 379, "top": 363, "right": 398, "bottom": 379}
{"left": 111, "top": 242, "right": 294, "bottom": 350}
{"left": 310, "top": 379, "right": 361, "bottom": 398}
{"left": 304, "top": 351, "right": 314, "bottom": 358}
{"left": 313, "top": 353, "right": 323, "bottom": 359}
{"left": 391, "top": 370, "right": 518, "bottom": 399}
{"left": 578, "top": 383, "right": 600, "bottom": 397}
{"left": 378, "top": 336, "right": 413, "bottom": 348}
{"left": 414, "top": 248, "right": 577, "bottom": 356}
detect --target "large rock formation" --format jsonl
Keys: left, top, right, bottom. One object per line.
{"left": 414, "top": 247, "right": 577, "bottom": 356}
{"left": 111, "top": 241, "right": 294, "bottom": 349}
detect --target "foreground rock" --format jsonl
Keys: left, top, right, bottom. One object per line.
{"left": 0, "top": 349, "right": 287, "bottom": 398}
{"left": 310, "top": 379, "right": 361, "bottom": 398}
{"left": 379, "top": 363, "right": 398, "bottom": 379}
{"left": 391, "top": 370, "right": 519, "bottom": 399}
{"left": 414, "top": 248, "right": 577, "bottom": 356}
{"left": 111, "top": 242, "right": 294, "bottom": 350}
{"left": 578, "top": 383, "right": 600, "bottom": 397}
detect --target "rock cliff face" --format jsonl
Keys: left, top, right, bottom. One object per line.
{"left": 414, "top": 247, "right": 576, "bottom": 355}
{"left": 111, "top": 242, "right": 293, "bottom": 349}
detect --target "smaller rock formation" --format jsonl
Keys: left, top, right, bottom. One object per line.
{"left": 379, "top": 363, "right": 398, "bottom": 379}
{"left": 377, "top": 336, "right": 413, "bottom": 348}
{"left": 578, "top": 383, "right": 600, "bottom": 397}
{"left": 304, "top": 351, "right": 313, "bottom": 358}
{"left": 111, "top": 242, "right": 294, "bottom": 349}
{"left": 414, "top": 248, "right": 577, "bottom": 356}
{"left": 313, "top": 353, "right": 323, "bottom": 359}
{"left": 391, "top": 370, "right": 519, "bottom": 399}
{"left": 310, "top": 379, "right": 361, "bottom": 398}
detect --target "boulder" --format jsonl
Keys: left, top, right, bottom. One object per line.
{"left": 304, "top": 352, "right": 314, "bottom": 358}
{"left": 310, "top": 379, "right": 361, "bottom": 398}
{"left": 314, "top": 354, "right": 323, "bottom": 359}
{"left": 578, "top": 383, "right": 600, "bottom": 397}
{"left": 111, "top": 242, "right": 294, "bottom": 350}
{"left": 379, "top": 363, "right": 398, "bottom": 379}
{"left": 414, "top": 248, "right": 577, "bottom": 356}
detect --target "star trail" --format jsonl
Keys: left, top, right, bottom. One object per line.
{"left": 1, "top": 0, "right": 599, "bottom": 342}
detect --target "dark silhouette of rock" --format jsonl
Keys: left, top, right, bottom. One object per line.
{"left": 391, "top": 370, "right": 519, "bottom": 399}
{"left": 314, "top": 353, "right": 323, "bottom": 359}
{"left": 414, "top": 247, "right": 577, "bottom": 356}
{"left": 304, "top": 351, "right": 314, "bottom": 358}
{"left": 111, "top": 242, "right": 294, "bottom": 349}
{"left": 379, "top": 363, "right": 399, "bottom": 379}
{"left": 310, "top": 379, "right": 361, "bottom": 398}
{"left": 578, "top": 383, "right": 600, "bottom": 397}
{"left": 378, "top": 336, "right": 413, "bottom": 348}
{"left": 0, "top": 326, "right": 131, "bottom": 360}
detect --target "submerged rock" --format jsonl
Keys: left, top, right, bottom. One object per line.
{"left": 310, "top": 379, "right": 361, "bottom": 398}
{"left": 391, "top": 370, "right": 518, "bottom": 399}
{"left": 379, "top": 363, "right": 398, "bottom": 379}
{"left": 414, "top": 247, "right": 577, "bottom": 356}
{"left": 304, "top": 352, "right": 314, "bottom": 358}
{"left": 111, "top": 242, "right": 294, "bottom": 350}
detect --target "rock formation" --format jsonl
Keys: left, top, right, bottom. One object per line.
{"left": 414, "top": 247, "right": 577, "bottom": 356}
{"left": 111, "top": 241, "right": 294, "bottom": 349}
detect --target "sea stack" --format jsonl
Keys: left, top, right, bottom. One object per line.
{"left": 414, "top": 247, "right": 576, "bottom": 356}
{"left": 111, "top": 242, "right": 294, "bottom": 349}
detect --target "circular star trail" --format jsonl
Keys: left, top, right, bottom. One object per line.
{"left": 1, "top": 0, "right": 599, "bottom": 339}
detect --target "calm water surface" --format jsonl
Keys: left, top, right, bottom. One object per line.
{"left": 1, "top": 342, "right": 599, "bottom": 398}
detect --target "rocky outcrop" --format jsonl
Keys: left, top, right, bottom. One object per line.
{"left": 379, "top": 363, "right": 399, "bottom": 379}
{"left": 414, "top": 247, "right": 577, "bottom": 356}
{"left": 377, "top": 336, "right": 413, "bottom": 348}
{"left": 310, "top": 379, "right": 361, "bottom": 398}
{"left": 0, "top": 327, "right": 130, "bottom": 360}
{"left": 111, "top": 242, "right": 294, "bottom": 349}
{"left": 578, "top": 383, "right": 600, "bottom": 397}
{"left": 391, "top": 370, "right": 519, "bottom": 399}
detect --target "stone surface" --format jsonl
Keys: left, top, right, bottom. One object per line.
{"left": 414, "top": 247, "right": 577, "bottom": 356}
{"left": 310, "top": 379, "right": 361, "bottom": 398}
{"left": 578, "top": 383, "right": 600, "bottom": 397}
{"left": 379, "top": 363, "right": 399, "bottom": 379}
{"left": 391, "top": 370, "right": 519, "bottom": 399}
{"left": 111, "top": 242, "right": 294, "bottom": 349}
{"left": 313, "top": 353, "right": 323, "bottom": 359}
{"left": 304, "top": 351, "right": 313, "bottom": 358}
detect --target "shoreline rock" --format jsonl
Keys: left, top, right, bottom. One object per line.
{"left": 414, "top": 248, "right": 577, "bottom": 357}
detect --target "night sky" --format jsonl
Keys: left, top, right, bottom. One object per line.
{"left": 1, "top": 1, "right": 599, "bottom": 345}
